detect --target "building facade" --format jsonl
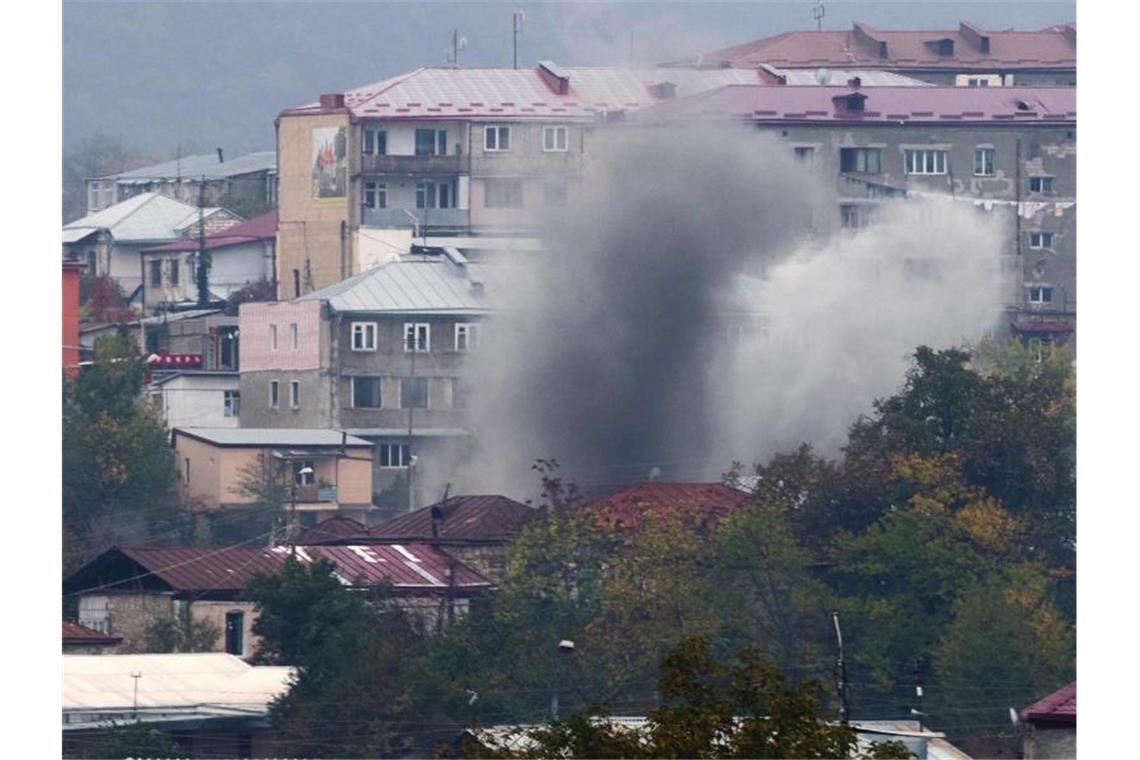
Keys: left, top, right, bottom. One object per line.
{"left": 149, "top": 371, "right": 241, "bottom": 430}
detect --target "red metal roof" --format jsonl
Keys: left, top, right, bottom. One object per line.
{"left": 63, "top": 619, "right": 121, "bottom": 646}
{"left": 370, "top": 495, "right": 539, "bottom": 543}
{"left": 633, "top": 84, "right": 1075, "bottom": 126}
{"left": 81, "top": 544, "right": 493, "bottom": 594}
{"left": 585, "top": 482, "right": 750, "bottom": 532}
{"left": 680, "top": 21, "right": 1075, "bottom": 70}
{"left": 295, "top": 516, "right": 371, "bottom": 545}
{"left": 143, "top": 209, "right": 277, "bottom": 253}
{"left": 1022, "top": 682, "right": 1076, "bottom": 724}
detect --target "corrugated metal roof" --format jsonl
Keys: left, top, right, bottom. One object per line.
{"left": 63, "top": 193, "right": 232, "bottom": 244}
{"left": 295, "top": 516, "right": 370, "bottom": 545}
{"left": 63, "top": 653, "right": 293, "bottom": 715}
{"left": 298, "top": 259, "right": 496, "bottom": 314}
{"left": 586, "top": 482, "right": 750, "bottom": 532}
{"left": 346, "top": 427, "right": 471, "bottom": 438}
{"left": 370, "top": 495, "right": 539, "bottom": 542}
{"left": 144, "top": 209, "right": 277, "bottom": 253}
{"left": 172, "top": 428, "right": 373, "bottom": 447}
{"left": 95, "top": 151, "right": 276, "bottom": 182}
{"left": 1022, "top": 682, "right": 1076, "bottom": 723}
{"left": 62, "top": 620, "right": 121, "bottom": 646}
{"left": 632, "top": 85, "right": 1075, "bottom": 125}
{"left": 771, "top": 66, "right": 932, "bottom": 86}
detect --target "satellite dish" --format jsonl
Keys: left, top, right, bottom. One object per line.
{"left": 815, "top": 67, "right": 831, "bottom": 85}
{"left": 1009, "top": 707, "right": 1020, "bottom": 726}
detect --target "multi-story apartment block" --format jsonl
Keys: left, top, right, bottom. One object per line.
{"left": 238, "top": 250, "right": 491, "bottom": 511}
{"left": 630, "top": 84, "right": 1077, "bottom": 342}
{"left": 85, "top": 150, "right": 277, "bottom": 218}
{"left": 273, "top": 62, "right": 782, "bottom": 297}
{"left": 670, "top": 21, "right": 1076, "bottom": 87}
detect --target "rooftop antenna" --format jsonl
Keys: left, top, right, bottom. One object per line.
{"left": 447, "top": 29, "right": 468, "bottom": 68}
{"left": 130, "top": 672, "right": 142, "bottom": 718}
{"left": 812, "top": 0, "right": 826, "bottom": 32}
{"left": 513, "top": 10, "right": 525, "bottom": 69}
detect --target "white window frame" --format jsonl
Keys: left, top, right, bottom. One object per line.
{"left": 350, "top": 376, "right": 382, "bottom": 409}
{"left": 542, "top": 125, "right": 568, "bottom": 152}
{"left": 904, "top": 149, "right": 947, "bottom": 175}
{"left": 364, "top": 181, "right": 387, "bottom": 209}
{"left": 974, "top": 147, "right": 995, "bottom": 176}
{"left": 269, "top": 324, "right": 278, "bottom": 351}
{"left": 269, "top": 380, "right": 279, "bottom": 409}
{"left": 351, "top": 322, "right": 377, "bottom": 352}
{"left": 1029, "top": 176, "right": 1054, "bottom": 194}
{"left": 484, "top": 125, "right": 511, "bottom": 152}
{"left": 404, "top": 322, "right": 430, "bottom": 353}
{"left": 1029, "top": 232, "right": 1055, "bottom": 250}
{"left": 223, "top": 390, "right": 240, "bottom": 418}
{"left": 455, "top": 323, "right": 480, "bottom": 352}
{"left": 290, "top": 380, "right": 301, "bottom": 409}
{"left": 1028, "top": 286, "right": 1054, "bottom": 304}
{"left": 378, "top": 443, "right": 411, "bottom": 468}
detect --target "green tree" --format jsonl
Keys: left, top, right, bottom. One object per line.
{"left": 144, "top": 605, "right": 220, "bottom": 653}
{"left": 79, "top": 720, "right": 183, "bottom": 759}
{"left": 63, "top": 133, "right": 151, "bottom": 223}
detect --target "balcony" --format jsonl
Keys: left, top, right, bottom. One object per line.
{"left": 293, "top": 484, "right": 338, "bottom": 503}
{"left": 363, "top": 207, "right": 470, "bottom": 230}
{"left": 361, "top": 154, "right": 463, "bottom": 175}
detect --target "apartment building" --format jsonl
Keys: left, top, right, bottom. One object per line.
{"left": 629, "top": 84, "right": 1077, "bottom": 342}
{"left": 238, "top": 250, "right": 493, "bottom": 511}
{"left": 670, "top": 20, "right": 1076, "bottom": 87}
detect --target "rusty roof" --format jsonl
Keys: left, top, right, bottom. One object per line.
{"left": 585, "top": 482, "right": 750, "bottom": 533}
{"left": 63, "top": 619, "right": 121, "bottom": 646}
{"left": 295, "top": 516, "right": 371, "bottom": 545}
{"left": 1022, "top": 682, "right": 1076, "bottom": 724}
{"left": 673, "top": 21, "right": 1076, "bottom": 71}
{"left": 370, "top": 495, "right": 539, "bottom": 543}
{"left": 66, "top": 544, "right": 492, "bottom": 596}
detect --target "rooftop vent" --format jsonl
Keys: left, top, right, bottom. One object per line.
{"left": 847, "top": 76, "right": 862, "bottom": 88}
{"left": 959, "top": 21, "right": 991, "bottom": 54}
{"left": 537, "top": 61, "right": 571, "bottom": 95}
{"left": 648, "top": 81, "right": 677, "bottom": 99}
{"left": 216, "top": 148, "right": 224, "bottom": 164}
{"left": 469, "top": 280, "right": 485, "bottom": 296}
{"left": 833, "top": 91, "right": 868, "bottom": 113}
{"left": 319, "top": 93, "right": 346, "bottom": 110}
{"left": 853, "top": 22, "right": 889, "bottom": 59}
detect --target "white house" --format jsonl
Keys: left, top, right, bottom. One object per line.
{"left": 149, "top": 371, "right": 241, "bottom": 429}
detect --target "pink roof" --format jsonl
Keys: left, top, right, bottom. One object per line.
{"left": 1022, "top": 682, "right": 1076, "bottom": 724}
{"left": 371, "top": 495, "right": 538, "bottom": 543}
{"left": 633, "top": 85, "right": 1075, "bottom": 126}
{"left": 144, "top": 208, "right": 277, "bottom": 253}
{"left": 62, "top": 619, "right": 121, "bottom": 646}
{"left": 586, "top": 482, "right": 750, "bottom": 533}
{"left": 281, "top": 65, "right": 766, "bottom": 121}
{"left": 682, "top": 21, "right": 1075, "bottom": 70}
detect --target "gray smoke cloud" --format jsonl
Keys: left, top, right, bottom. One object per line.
{"left": 452, "top": 124, "right": 1007, "bottom": 500}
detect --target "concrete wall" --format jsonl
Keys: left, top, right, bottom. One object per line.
{"left": 189, "top": 600, "right": 261, "bottom": 658}
{"left": 173, "top": 432, "right": 226, "bottom": 507}
{"left": 238, "top": 369, "right": 331, "bottom": 428}
{"left": 1023, "top": 724, "right": 1076, "bottom": 759}
{"left": 277, "top": 112, "right": 354, "bottom": 296}
{"left": 153, "top": 374, "right": 240, "bottom": 430}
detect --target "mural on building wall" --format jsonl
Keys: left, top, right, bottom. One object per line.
{"left": 312, "top": 127, "right": 347, "bottom": 199}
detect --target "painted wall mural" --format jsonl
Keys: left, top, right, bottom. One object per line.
{"left": 312, "top": 126, "right": 347, "bottom": 199}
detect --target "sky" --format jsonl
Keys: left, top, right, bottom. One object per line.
{"left": 63, "top": 0, "right": 1074, "bottom": 158}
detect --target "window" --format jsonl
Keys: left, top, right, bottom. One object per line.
{"left": 416, "top": 181, "right": 437, "bottom": 209}
{"left": 484, "top": 125, "right": 511, "bottom": 152}
{"left": 840, "top": 203, "right": 873, "bottom": 229}
{"left": 453, "top": 380, "right": 471, "bottom": 410}
{"left": 168, "top": 259, "right": 180, "bottom": 286}
{"left": 974, "top": 148, "right": 995, "bottom": 176}
{"left": 968, "top": 77, "right": 990, "bottom": 88}
{"left": 290, "top": 323, "right": 298, "bottom": 350}
{"left": 352, "top": 377, "right": 382, "bottom": 408}
{"left": 290, "top": 380, "right": 301, "bottom": 409}
{"left": 351, "top": 322, "right": 377, "bottom": 351}
{"left": 269, "top": 380, "right": 279, "bottom": 409}
{"left": 184, "top": 457, "right": 191, "bottom": 484}
{"left": 404, "top": 322, "right": 430, "bottom": 352}
{"left": 363, "top": 128, "right": 387, "bottom": 156}
{"left": 794, "top": 146, "right": 816, "bottom": 165}
{"left": 223, "top": 390, "right": 240, "bottom": 417}
{"left": 936, "top": 39, "right": 954, "bottom": 56}
{"left": 88, "top": 183, "right": 100, "bottom": 211}
{"left": 1029, "top": 176, "right": 1054, "bottom": 194}
{"left": 904, "top": 149, "right": 948, "bottom": 175}
{"left": 839, "top": 148, "right": 882, "bottom": 173}
{"left": 415, "top": 128, "right": 447, "bottom": 156}
{"left": 269, "top": 324, "right": 278, "bottom": 350}
{"left": 149, "top": 259, "right": 163, "bottom": 286}
{"left": 1028, "top": 286, "right": 1054, "bottom": 304}
{"left": 364, "top": 182, "right": 387, "bottom": 209}
{"left": 439, "top": 181, "right": 453, "bottom": 209}
{"left": 225, "top": 610, "right": 245, "bottom": 656}
{"left": 101, "top": 182, "right": 114, "bottom": 209}
{"left": 543, "top": 125, "right": 568, "bottom": 152}
{"left": 379, "top": 443, "right": 411, "bottom": 468}
{"left": 455, "top": 323, "right": 480, "bottom": 351}
{"left": 400, "top": 377, "right": 429, "bottom": 409}
{"left": 485, "top": 178, "right": 523, "bottom": 208}
{"left": 1029, "top": 232, "right": 1055, "bottom": 249}
{"left": 543, "top": 181, "right": 567, "bottom": 206}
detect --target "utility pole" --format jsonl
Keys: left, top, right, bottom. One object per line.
{"left": 812, "top": 0, "right": 826, "bottom": 32}
{"left": 512, "top": 10, "right": 525, "bottom": 69}
{"left": 131, "top": 672, "right": 142, "bottom": 719}
{"left": 406, "top": 326, "right": 416, "bottom": 512}
{"left": 832, "top": 611, "right": 849, "bottom": 724}
{"left": 195, "top": 175, "right": 211, "bottom": 307}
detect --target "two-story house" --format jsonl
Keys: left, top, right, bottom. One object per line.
{"left": 628, "top": 84, "right": 1077, "bottom": 343}
{"left": 238, "top": 249, "right": 495, "bottom": 512}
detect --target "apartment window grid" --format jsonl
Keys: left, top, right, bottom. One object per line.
{"left": 455, "top": 323, "right": 480, "bottom": 352}
{"left": 404, "top": 323, "right": 430, "bottom": 353}
{"left": 351, "top": 322, "right": 377, "bottom": 351}
{"left": 484, "top": 125, "right": 511, "bottom": 152}
{"left": 542, "top": 125, "right": 568, "bottom": 152}
{"left": 840, "top": 203, "right": 874, "bottom": 230}
{"left": 1029, "top": 232, "right": 1055, "bottom": 250}
{"left": 400, "top": 377, "right": 429, "bottom": 410}
{"left": 363, "top": 129, "right": 387, "bottom": 156}
{"left": 415, "top": 128, "right": 448, "bottom": 156}
{"left": 1028, "top": 286, "right": 1054, "bottom": 304}
{"left": 364, "top": 182, "right": 387, "bottom": 209}
{"left": 351, "top": 376, "right": 382, "bottom": 408}
{"left": 269, "top": 380, "right": 279, "bottom": 409}
{"left": 223, "top": 390, "right": 240, "bottom": 418}
{"left": 904, "top": 149, "right": 948, "bottom": 175}
{"left": 289, "top": 381, "right": 301, "bottom": 409}
{"left": 974, "top": 148, "right": 995, "bottom": 176}
{"left": 1029, "top": 176, "right": 1054, "bottom": 194}
{"left": 379, "top": 443, "right": 411, "bottom": 468}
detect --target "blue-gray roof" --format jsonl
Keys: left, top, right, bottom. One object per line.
{"left": 96, "top": 151, "right": 276, "bottom": 182}
{"left": 173, "top": 428, "right": 373, "bottom": 447}
{"left": 63, "top": 193, "right": 228, "bottom": 244}
{"left": 298, "top": 258, "right": 496, "bottom": 315}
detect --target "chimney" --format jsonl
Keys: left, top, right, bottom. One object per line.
{"left": 537, "top": 61, "right": 571, "bottom": 95}
{"left": 648, "top": 81, "right": 677, "bottom": 99}
{"left": 852, "top": 22, "right": 889, "bottom": 59}
{"left": 216, "top": 147, "right": 224, "bottom": 164}
{"left": 959, "top": 21, "right": 991, "bottom": 54}
{"left": 430, "top": 504, "right": 444, "bottom": 539}
{"left": 847, "top": 76, "right": 862, "bottom": 89}
{"left": 319, "top": 93, "right": 346, "bottom": 110}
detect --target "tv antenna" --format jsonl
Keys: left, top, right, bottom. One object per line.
{"left": 513, "top": 10, "right": 525, "bottom": 69}
{"left": 812, "top": 0, "right": 826, "bottom": 32}
{"left": 446, "top": 29, "right": 468, "bottom": 68}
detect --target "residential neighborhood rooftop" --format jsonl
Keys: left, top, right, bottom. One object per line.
{"left": 63, "top": 192, "right": 228, "bottom": 244}
{"left": 370, "top": 495, "right": 539, "bottom": 543}
{"left": 1021, "top": 682, "right": 1076, "bottom": 724}
{"left": 92, "top": 151, "right": 277, "bottom": 182}
{"left": 586, "top": 481, "right": 751, "bottom": 531}
{"left": 62, "top": 619, "right": 121, "bottom": 647}
{"left": 171, "top": 427, "right": 374, "bottom": 447}
{"left": 143, "top": 208, "right": 277, "bottom": 253}
{"left": 297, "top": 258, "right": 496, "bottom": 314}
